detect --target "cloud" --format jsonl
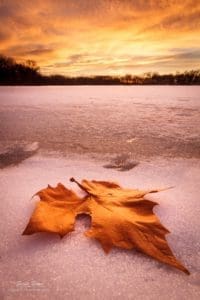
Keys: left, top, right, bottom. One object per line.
{"left": 173, "top": 49, "right": 200, "bottom": 60}
{"left": 4, "top": 44, "right": 54, "bottom": 57}
{"left": 24, "top": 47, "right": 54, "bottom": 56}
{"left": 50, "top": 54, "right": 86, "bottom": 68}
{"left": 161, "top": 10, "right": 200, "bottom": 30}
{"left": 0, "top": 30, "right": 10, "bottom": 42}
{"left": 0, "top": 1, "right": 18, "bottom": 18}
{"left": 0, "top": 0, "right": 200, "bottom": 75}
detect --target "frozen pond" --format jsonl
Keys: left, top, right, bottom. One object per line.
{"left": 0, "top": 86, "right": 200, "bottom": 159}
{"left": 0, "top": 86, "right": 200, "bottom": 299}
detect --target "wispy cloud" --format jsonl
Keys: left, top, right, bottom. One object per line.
{"left": 5, "top": 44, "right": 54, "bottom": 56}
{"left": 0, "top": 0, "right": 199, "bottom": 75}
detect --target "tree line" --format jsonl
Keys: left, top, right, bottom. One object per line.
{"left": 0, "top": 54, "right": 200, "bottom": 85}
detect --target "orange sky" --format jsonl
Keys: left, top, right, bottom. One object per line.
{"left": 0, "top": 0, "right": 200, "bottom": 76}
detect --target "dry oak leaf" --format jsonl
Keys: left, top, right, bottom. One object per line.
{"left": 23, "top": 178, "right": 189, "bottom": 275}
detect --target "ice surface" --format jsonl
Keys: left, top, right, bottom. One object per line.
{"left": 0, "top": 86, "right": 200, "bottom": 159}
{"left": 0, "top": 155, "right": 200, "bottom": 300}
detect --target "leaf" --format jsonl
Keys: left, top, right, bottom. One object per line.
{"left": 23, "top": 178, "right": 189, "bottom": 274}
{"left": 23, "top": 183, "right": 85, "bottom": 237}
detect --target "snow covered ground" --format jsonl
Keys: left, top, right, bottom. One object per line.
{"left": 0, "top": 86, "right": 200, "bottom": 299}
{"left": 0, "top": 156, "right": 200, "bottom": 300}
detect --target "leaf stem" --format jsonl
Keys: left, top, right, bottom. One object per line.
{"left": 70, "top": 177, "right": 90, "bottom": 195}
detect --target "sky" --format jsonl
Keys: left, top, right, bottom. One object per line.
{"left": 0, "top": 0, "right": 200, "bottom": 76}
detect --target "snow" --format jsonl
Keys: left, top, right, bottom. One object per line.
{"left": 0, "top": 155, "right": 200, "bottom": 300}
{"left": 0, "top": 86, "right": 200, "bottom": 299}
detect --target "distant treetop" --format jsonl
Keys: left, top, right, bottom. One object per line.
{"left": 0, "top": 54, "right": 199, "bottom": 85}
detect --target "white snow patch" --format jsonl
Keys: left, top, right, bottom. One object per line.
{"left": 0, "top": 155, "right": 199, "bottom": 299}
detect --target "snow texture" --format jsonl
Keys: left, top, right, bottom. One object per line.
{"left": 0, "top": 86, "right": 200, "bottom": 299}
{"left": 0, "top": 156, "right": 200, "bottom": 300}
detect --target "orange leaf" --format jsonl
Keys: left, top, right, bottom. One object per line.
{"left": 23, "top": 178, "right": 189, "bottom": 274}
{"left": 23, "top": 183, "right": 85, "bottom": 237}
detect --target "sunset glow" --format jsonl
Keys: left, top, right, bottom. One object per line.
{"left": 0, "top": 0, "right": 200, "bottom": 75}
